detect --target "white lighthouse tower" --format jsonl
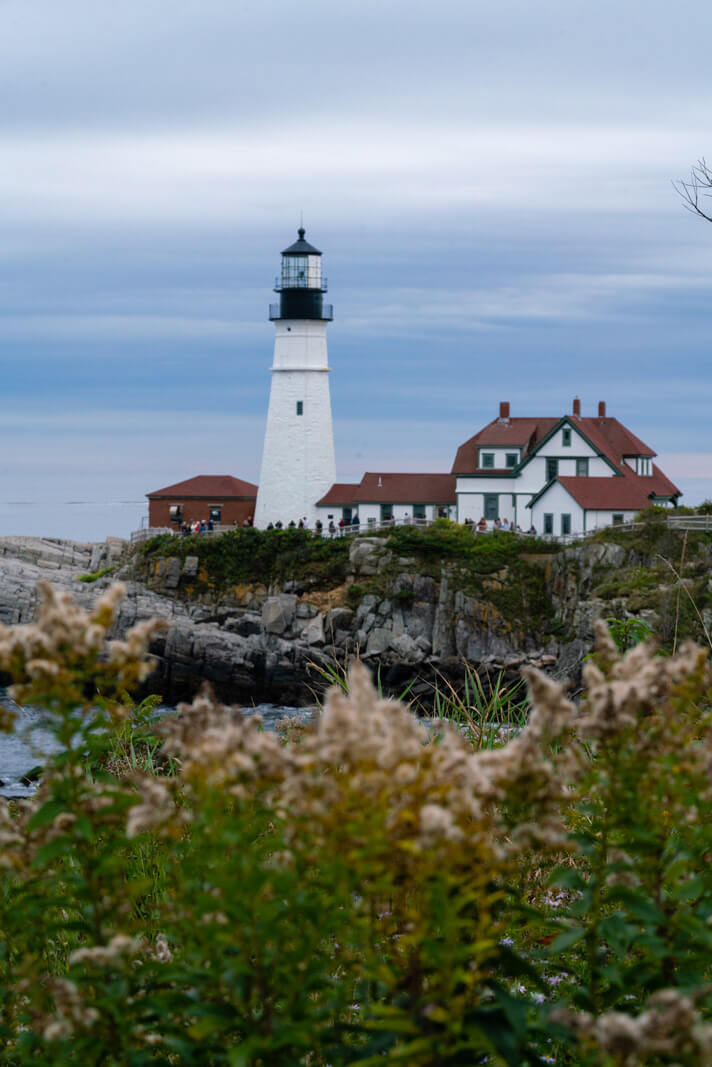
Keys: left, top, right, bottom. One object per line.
{"left": 254, "top": 228, "right": 337, "bottom": 528}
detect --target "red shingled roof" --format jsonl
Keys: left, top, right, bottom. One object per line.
{"left": 354, "top": 473, "right": 456, "bottom": 504}
{"left": 451, "top": 418, "right": 556, "bottom": 474}
{"left": 452, "top": 413, "right": 657, "bottom": 476}
{"left": 318, "top": 473, "right": 456, "bottom": 506}
{"left": 315, "top": 483, "right": 359, "bottom": 507}
{"left": 557, "top": 465, "right": 679, "bottom": 510}
{"left": 147, "top": 475, "right": 258, "bottom": 499}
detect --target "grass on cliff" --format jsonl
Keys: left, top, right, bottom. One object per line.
{"left": 138, "top": 527, "right": 352, "bottom": 593}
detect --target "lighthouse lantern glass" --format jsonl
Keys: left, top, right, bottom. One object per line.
{"left": 281, "top": 254, "right": 322, "bottom": 289}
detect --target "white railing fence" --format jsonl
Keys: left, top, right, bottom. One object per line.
{"left": 129, "top": 513, "right": 712, "bottom": 547}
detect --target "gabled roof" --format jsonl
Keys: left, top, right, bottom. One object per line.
{"left": 147, "top": 475, "right": 258, "bottom": 500}
{"left": 316, "top": 483, "right": 359, "bottom": 507}
{"left": 529, "top": 465, "right": 680, "bottom": 511}
{"left": 577, "top": 417, "right": 655, "bottom": 461}
{"left": 453, "top": 413, "right": 657, "bottom": 477}
{"left": 451, "top": 418, "right": 556, "bottom": 474}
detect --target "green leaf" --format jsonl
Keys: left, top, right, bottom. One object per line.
{"left": 610, "top": 888, "right": 665, "bottom": 925}
{"left": 28, "top": 800, "right": 68, "bottom": 831}
{"left": 548, "top": 925, "right": 586, "bottom": 954}
{"left": 548, "top": 866, "right": 587, "bottom": 892}
{"left": 33, "top": 835, "right": 74, "bottom": 866}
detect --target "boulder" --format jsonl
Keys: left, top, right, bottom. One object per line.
{"left": 164, "top": 557, "right": 182, "bottom": 589}
{"left": 355, "top": 594, "right": 379, "bottom": 624}
{"left": 326, "top": 607, "right": 354, "bottom": 634}
{"left": 365, "top": 626, "right": 392, "bottom": 656}
{"left": 296, "top": 601, "right": 318, "bottom": 619}
{"left": 225, "top": 614, "right": 262, "bottom": 638}
{"left": 182, "top": 556, "right": 199, "bottom": 579}
{"left": 389, "top": 633, "right": 424, "bottom": 662}
{"left": 262, "top": 595, "right": 297, "bottom": 635}
{"left": 302, "top": 613, "right": 325, "bottom": 646}
{"left": 349, "top": 537, "right": 393, "bottom": 577}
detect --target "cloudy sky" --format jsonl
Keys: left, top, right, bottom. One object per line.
{"left": 2, "top": 0, "right": 711, "bottom": 540}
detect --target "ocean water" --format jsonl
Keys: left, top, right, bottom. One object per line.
{"left": 0, "top": 694, "right": 314, "bottom": 799}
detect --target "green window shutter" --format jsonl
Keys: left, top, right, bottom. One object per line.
{"left": 296, "top": 401, "right": 304, "bottom": 416}
{"left": 546, "top": 458, "right": 558, "bottom": 482}
{"left": 544, "top": 513, "right": 554, "bottom": 534}
{"left": 561, "top": 514, "right": 571, "bottom": 535}
{"left": 562, "top": 428, "right": 572, "bottom": 446}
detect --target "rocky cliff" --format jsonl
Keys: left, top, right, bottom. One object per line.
{"left": 1, "top": 524, "right": 708, "bottom": 708}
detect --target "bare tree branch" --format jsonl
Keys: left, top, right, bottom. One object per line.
{"left": 673, "top": 158, "right": 712, "bottom": 223}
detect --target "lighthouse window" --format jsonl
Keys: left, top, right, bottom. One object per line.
{"left": 283, "top": 256, "right": 309, "bottom": 287}
{"left": 296, "top": 401, "right": 303, "bottom": 416}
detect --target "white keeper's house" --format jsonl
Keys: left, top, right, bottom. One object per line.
{"left": 451, "top": 399, "right": 680, "bottom": 535}
{"left": 316, "top": 398, "right": 680, "bottom": 535}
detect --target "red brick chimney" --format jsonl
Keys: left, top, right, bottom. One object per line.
{"left": 598, "top": 401, "right": 606, "bottom": 417}
{"left": 573, "top": 397, "right": 581, "bottom": 417}
{"left": 499, "top": 401, "right": 510, "bottom": 419}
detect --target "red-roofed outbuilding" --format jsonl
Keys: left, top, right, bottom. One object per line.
{"left": 147, "top": 475, "right": 258, "bottom": 529}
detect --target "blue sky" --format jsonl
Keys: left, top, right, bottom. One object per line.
{"left": 1, "top": 0, "right": 711, "bottom": 540}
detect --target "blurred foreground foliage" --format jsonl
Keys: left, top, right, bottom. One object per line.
{"left": 2, "top": 583, "right": 712, "bottom": 1064}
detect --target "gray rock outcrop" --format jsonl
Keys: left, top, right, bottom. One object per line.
{"left": 0, "top": 532, "right": 662, "bottom": 709}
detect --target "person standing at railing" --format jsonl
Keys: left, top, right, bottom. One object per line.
{"left": 352, "top": 513, "right": 360, "bottom": 530}
{"left": 477, "top": 517, "right": 487, "bottom": 532}
{"left": 315, "top": 518, "right": 323, "bottom": 536}
{"left": 338, "top": 516, "right": 346, "bottom": 536}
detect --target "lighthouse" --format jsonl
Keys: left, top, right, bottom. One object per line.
{"left": 253, "top": 228, "right": 337, "bottom": 528}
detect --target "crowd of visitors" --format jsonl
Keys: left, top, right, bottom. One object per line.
{"left": 179, "top": 514, "right": 538, "bottom": 537}
{"left": 180, "top": 516, "right": 254, "bottom": 536}
{"left": 463, "top": 517, "right": 537, "bottom": 534}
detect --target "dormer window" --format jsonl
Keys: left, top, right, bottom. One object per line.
{"left": 506, "top": 453, "right": 517, "bottom": 468}
{"left": 631, "top": 456, "right": 652, "bottom": 476}
{"left": 481, "top": 452, "right": 495, "bottom": 469}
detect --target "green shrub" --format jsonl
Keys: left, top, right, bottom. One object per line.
{"left": 76, "top": 565, "right": 116, "bottom": 584}
{"left": 2, "top": 584, "right": 712, "bottom": 1064}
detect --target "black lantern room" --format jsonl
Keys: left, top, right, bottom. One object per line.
{"left": 269, "top": 227, "right": 333, "bottom": 321}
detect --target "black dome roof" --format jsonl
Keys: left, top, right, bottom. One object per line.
{"left": 281, "top": 226, "right": 321, "bottom": 256}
